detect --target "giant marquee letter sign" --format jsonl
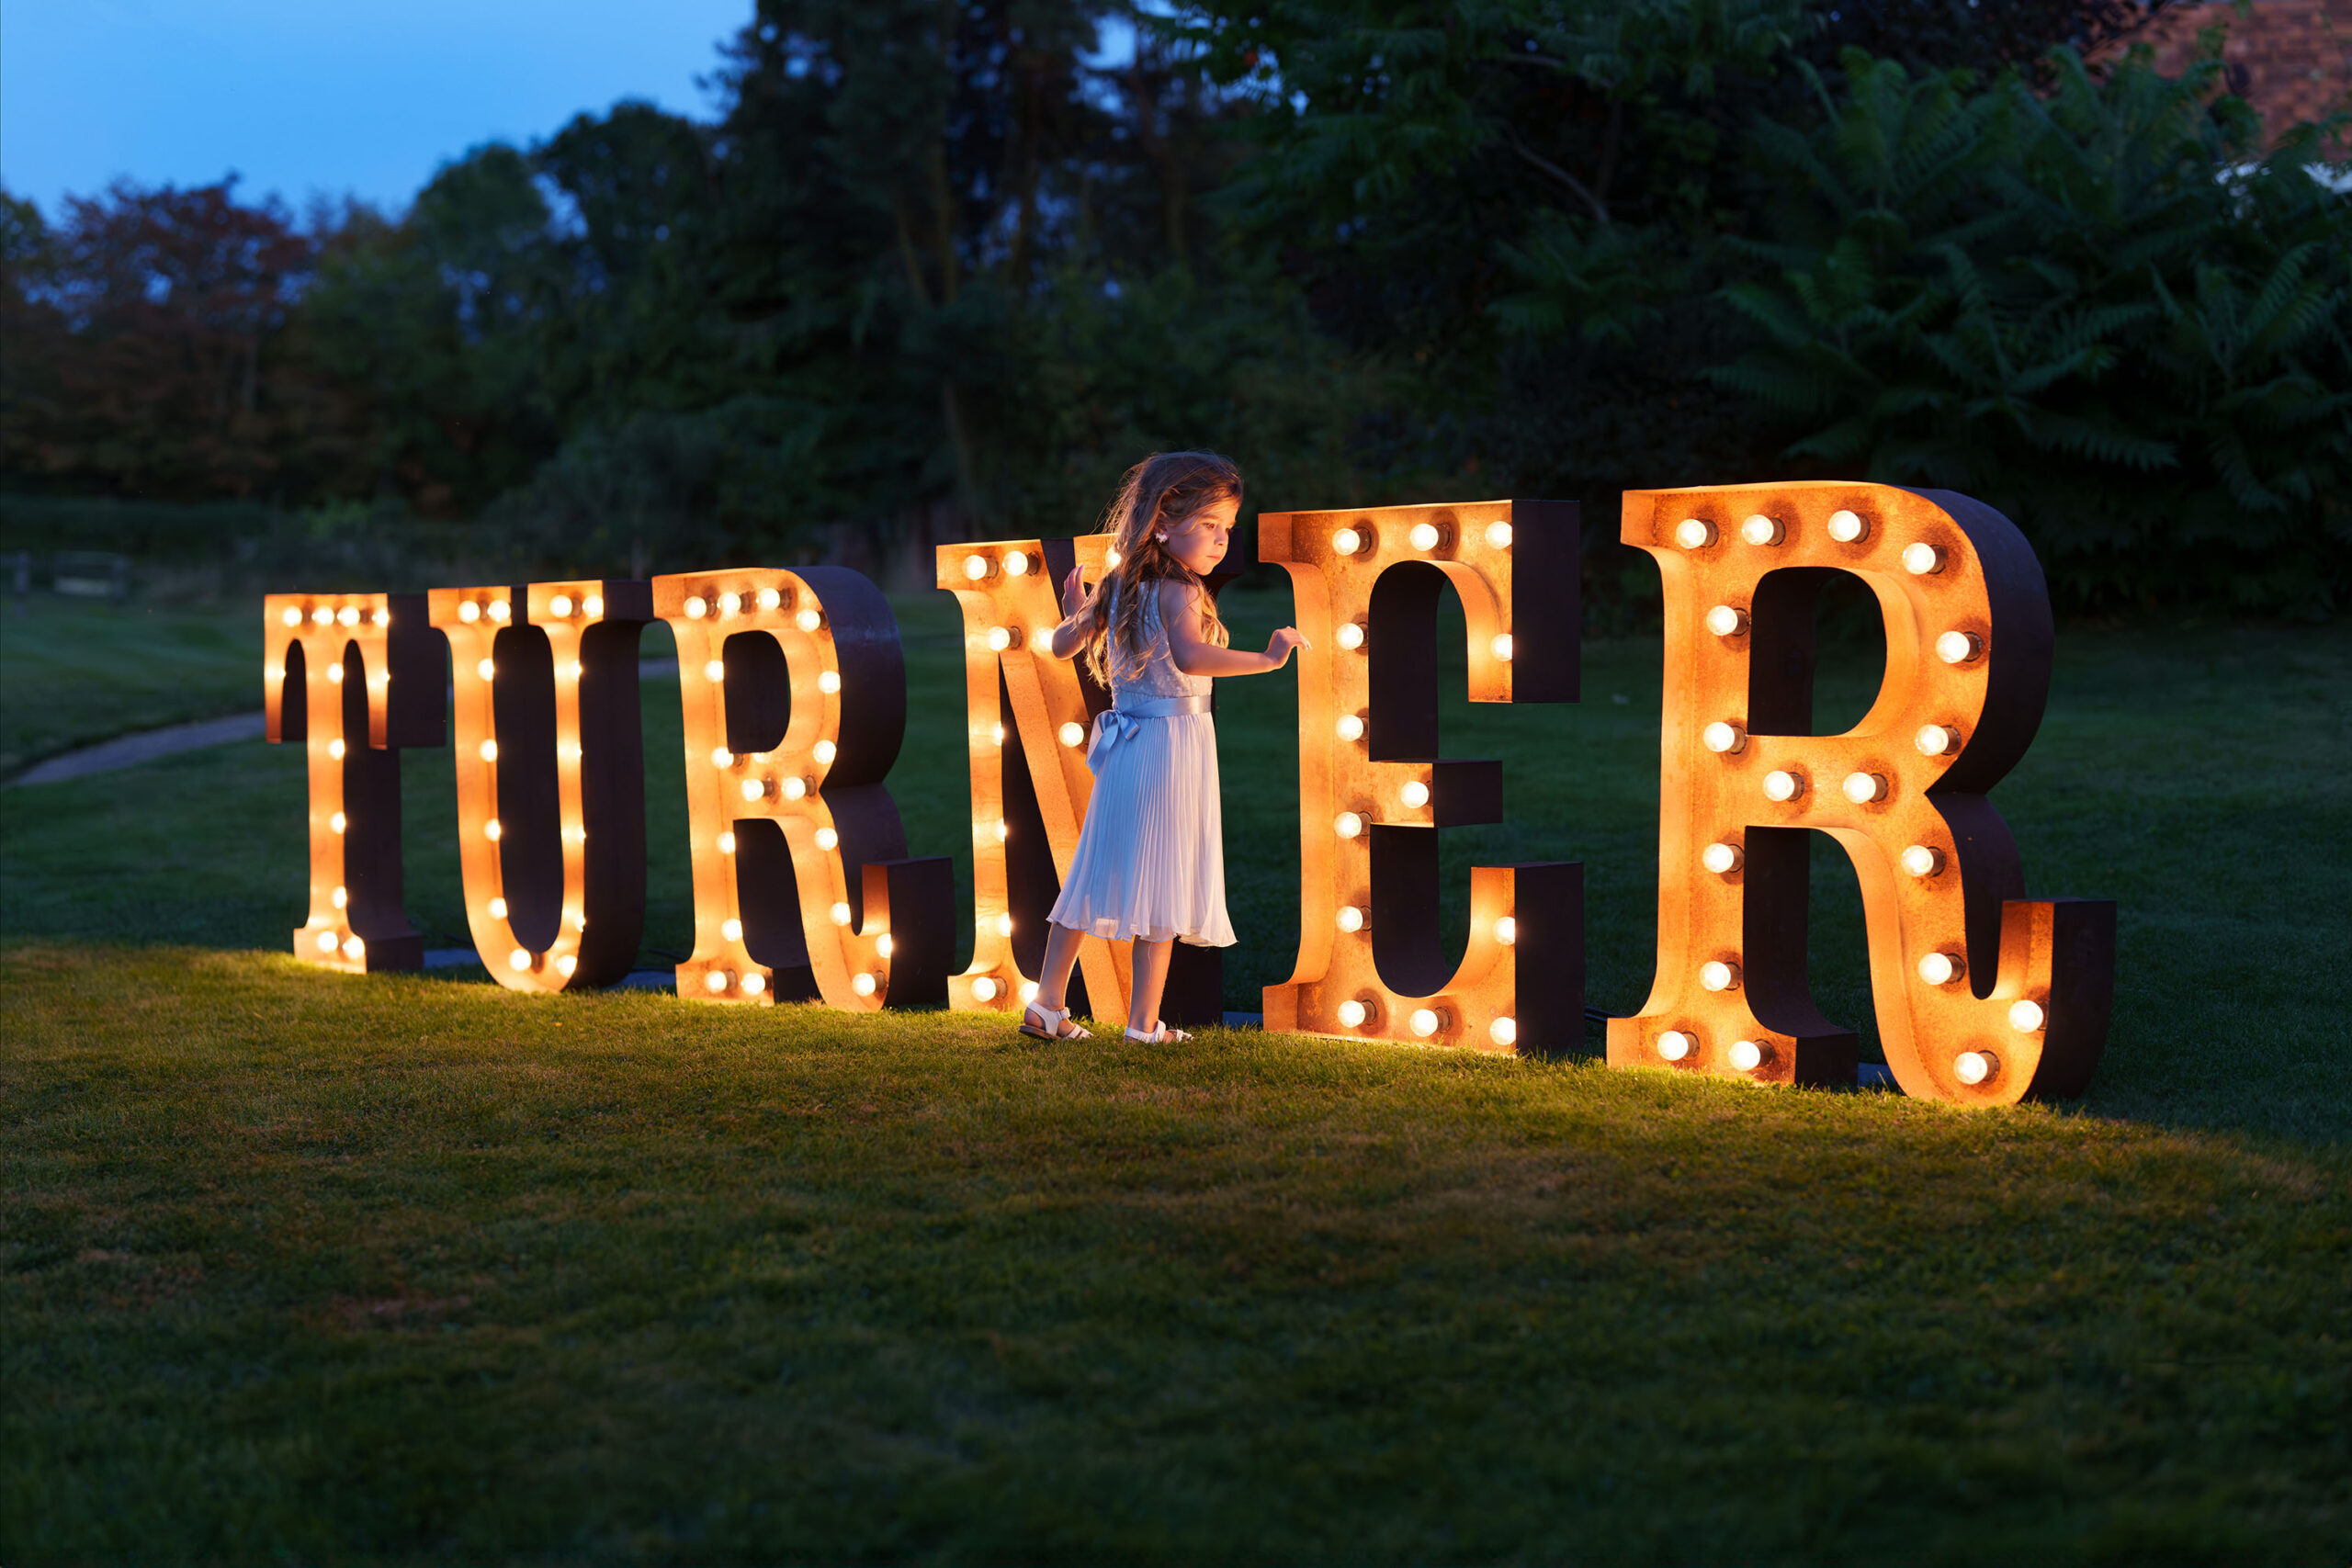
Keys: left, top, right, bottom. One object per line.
{"left": 937, "top": 536, "right": 1228, "bottom": 1027}
{"left": 657, "top": 567, "right": 953, "bottom": 1010}
{"left": 1257, "top": 501, "right": 1584, "bottom": 1055}
{"left": 428, "top": 581, "right": 653, "bottom": 992}
{"left": 1608, "top": 482, "right": 2116, "bottom": 1102}
{"left": 265, "top": 592, "right": 443, "bottom": 972}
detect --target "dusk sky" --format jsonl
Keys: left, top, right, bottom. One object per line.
{"left": 3, "top": 0, "right": 757, "bottom": 220}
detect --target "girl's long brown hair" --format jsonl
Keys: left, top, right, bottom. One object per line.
{"left": 1080, "top": 451, "right": 1240, "bottom": 689}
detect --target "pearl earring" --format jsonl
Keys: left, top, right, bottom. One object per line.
{"left": 1155, "top": 533, "right": 1168, "bottom": 542}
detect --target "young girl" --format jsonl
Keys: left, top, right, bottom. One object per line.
{"left": 1021, "top": 451, "right": 1306, "bottom": 1043}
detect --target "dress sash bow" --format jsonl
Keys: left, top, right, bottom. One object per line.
{"left": 1084, "top": 694, "right": 1212, "bottom": 774}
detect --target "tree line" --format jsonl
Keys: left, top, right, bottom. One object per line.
{"left": 3, "top": 0, "right": 2346, "bottom": 614}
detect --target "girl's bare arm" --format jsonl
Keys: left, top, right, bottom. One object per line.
{"left": 1161, "top": 581, "right": 1306, "bottom": 676}
{"left": 1047, "top": 566, "right": 1092, "bottom": 660}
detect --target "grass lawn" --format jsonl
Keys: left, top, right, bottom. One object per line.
{"left": 0, "top": 598, "right": 263, "bottom": 778}
{"left": 3, "top": 580, "right": 2348, "bottom": 1562}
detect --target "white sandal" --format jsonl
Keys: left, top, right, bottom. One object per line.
{"left": 1019, "top": 1000, "right": 1091, "bottom": 1041}
{"left": 1124, "top": 1021, "right": 1193, "bottom": 1043}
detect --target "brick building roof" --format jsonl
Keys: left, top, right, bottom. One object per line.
{"left": 2101, "top": 0, "right": 2351, "bottom": 139}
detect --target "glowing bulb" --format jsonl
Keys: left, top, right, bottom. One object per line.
{"left": 1657, "top": 1030, "right": 1693, "bottom": 1062}
{"left": 1702, "top": 721, "right": 1746, "bottom": 754}
{"left": 811, "top": 740, "right": 837, "bottom": 766}
{"left": 479, "top": 739, "right": 499, "bottom": 762}
{"left": 1739, "top": 513, "right": 1783, "bottom": 546}
{"left": 1701, "top": 842, "right": 1743, "bottom": 874}
{"left": 1336, "top": 714, "right": 1364, "bottom": 741}
{"left": 1902, "top": 542, "right": 1944, "bottom": 576}
{"left": 717, "top": 831, "right": 736, "bottom": 854}
{"left": 703, "top": 659, "right": 726, "bottom": 682}
{"left": 815, "top": 828, "right": 838, "bottom": 851}
{"left": 718, "top": 592, "right": 741, "bottom": 615}
{"left": 282, "top": 606, "right": 303, "bottom": 626}
{"left": 1700, "top": 960, "right": 1741, "bottom": 993}
{"left": 711, "top": 746, "right": 734, "bottom": 769}
{"left": 741, "top": 778, "right": 765, "bottom": 801}
{"left": 484, "top": 818, "right": 503, "bottom": 840}
{"left": 557, "top": 954, "right": 578, "bottom": 978}
{"left": 338, "top": 605, "right": 359, "bottom": 626}
{"left": 876, "top": 934, "right": 895, "bottom": 957}
{"left": 549, "top": 594, "right": 573, "bottom": 617}
{"left": 1103, "top": 548, "right": 1121, "bottom": 569}
{"left": 311, "top": 605, "right": 334, "bottom": 625}
{"left": 1937, "top": 631, "right": 1983, "bottom": 665}
{"left": 457, "top": 600, "right": 481, "bottom": 624}
{"left": 1728, "top": 1039, "right": 1764, "bottom": 1073}
{"left": 971, "top": 976, "right": 1000, "bottom": 1003}
{"left": 741, "top": 972, "right": 765, "bottom": 996}
{"left": 330, "top": 886, "right": 347, "bottom": 909}
{"left": 327, "top": 739, "right": 345, "bottom": 761}
{"left": 991, "top": 818, "right": 1010, "bottom": 842}
{"left": 1058, "top": 721, "right": 1086, "bottom": 748}
{"left": 964, "top": 554, "right": 992, "bottom": 581}
{"left": 1490, "top": 634, "right": 1513, "bottom": 661}
{"left": 1489, "top": 1016, "right": 1518, "bottom": 1046}
{"left": 329, "top": 812, "right": 347, "bottom": 834}
{"left": 1901, "top": 843, "right": 1945, "bottom": 878}
{"left": 684, "top": 596, "right": 707, "bottom": 618}
{"left": 1409, "top": 1008, "right": 1443, "bottom": 1038}
{"left": 706, "top": 969, "right": 729, "bottom": 992}
{"left": 570, "top": 911, "right": 586, "bottom": 932}
{"left": 1826, "top": 509, "right": 1868, "bottom": 543}
{"left": 853, "top": 973, "right": 877, "bottom": 998}
{"left": 316, "top": 930, "right": 338, "bottom": 953}
{"left": 476, "top": 658, "right": 496, "bottom": 681}
{"left": 1401, "top": 781, "right": 1430, "bottom": 807}
{"left": 1335, "top": 812, "right": 1364, "bottom": 839}
{"left": 1842, "top": 771, "right": 1889, "bottom": 804}
{"left": 715, "top": 918, "right": 741, "bottom": 943}
{"left": 1336, "top": 621, "right": 1365, "bottom": 650}
{"left": 754, "top": 589, "right": 778, "bottom": 612}
{"left": 584, "top": 595, "right": 605, "bottom": 617}
{"left": 327, "top": 662, "right": 345, "bottom": 684}
{"left": 1021, "top": 981, "right": 1040, "bottom": 1004}
{"left": 993, "top": 912, "right": 1012, "bottom": 937}
{"left": 1486, "top": 521, "right": 1513, "bottom": 548}
{"left": 509, "top": 948, "right": 532, "bottom": 973}
{"left": 489, "top": 600, "right": 512, "bottom": 623}
{"left": 1674, "top": 518, "right": 1715, "bottom": 549}
{"left": 1762, "top": 770, "right": 1804, "bottom": 802}
{"left": 1917, "top": 725, "right": 1959, "bottom": 756}
{"left": 818, "top": 671, "right": 841, "bottom": 694}
{"left": 782, "top": 777, "right": 807, "bottom": 800}
{"left": 1408, "top": 522, "right": 1442, "bottom": 551}
{"left": 830, "top": 902, "right": 852, "bottom": 926}
{"left": 342, "top": 936, "right": 365, "bottom": 960}
{"left": 1705, "top": 604, "right": 1748, "bottom": 637}
{"left": 987, "top": 626, "right": 1013, "bottom": 652}
{"left": 797, "top": 608, "right": 823, "bottom": 633}
{"left": 1918, "top": 951, "right": 1964, "bottom": 986}
{"left": 488, "top": 897, "right": 507, "bottom": 919}
{"left": 1004, "top": 551, "right": 1032, "bottom": 577}
{"left": 1954, "top": 1050, "right": 1996, "bottom": 1086}
{"left": 1336, "top": 905, "right": 1364, "bottom": 933}
{"left": 2009, "top": 999, "right": 2046, "bottom": 1032}
{"left": 1330, "top": 527, "right": 1363, "bottom": 555}
{"left": 989, "top": 724, "right": 1005, "bottom": 746}
{"left": 1337, "top": 999, "right": 1368, "bottom": 1027}
{"left": 371, "top": 607, "right": 389, "bottom": 626}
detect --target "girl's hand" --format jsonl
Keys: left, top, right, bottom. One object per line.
{"left": 1060, "top": 565, "right": 1088, "bottom": 620}
{"left": 1265, "top": 626, "right": 1308, "bottom": 667}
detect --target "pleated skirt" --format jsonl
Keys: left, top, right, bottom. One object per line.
{"left": 1048, "top": 712, "right": 1235, "bottom": 947}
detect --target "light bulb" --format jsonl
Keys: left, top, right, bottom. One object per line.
{"left": 311, "top": 605, "right": 334, "bottom": 625}
{"left": 1728, "top": 1039, "right": 1763, "bottom": 1073}
{"left": 754, "top": 589, "right": 778, "bottom": 612}
{"left": 1409, "top": 1008, "right": 1442, "bottom": 1037}
{"left": 1020, "top": 981, "right": 1039, "bottom": 1003}
{"left": 1104, "top": 547, "right": 1121, "bottom": 569}
{"left": 331, "top": 886, "right": 347, "bottom": 909}
{"left": 1954, "top": 1049, "right": 1996, "bottom": 1086}
{"left": 2009, "top": 998, "right": 2046, "bottom": 1032}
{"left": 1657, "top": 1030, "right": 1693, "bottom": 1062}
{"left": 1330, "top": 527, "right": 1363, "bottom": 555}
{"left": 1763, "top": 770, "right": 1804, "bottom": 802}
{"left": 371, "top": 607, "right": 389, "bottom": 626}
{"left": 718, "top": 592, "right": 741, "bottom": 615}
{"left": 782, "top": 777, "right": 807, "bottom": 800}
{"left": 1702, "top": 721, "right": 1746, "bottom": 754}
{"left": 1490, "top": 634, "right": 1513, "bottom": 662}
{"left": 1916, "top": 725, "right": 1959, "bottom": 757}
{"left": 549, "top": 594, "right": 573, "bottom": 617}
{"left": 876, "top": 934, "right": 895, "bottom": 957}
{"left": 964, "top": 554, "right": 992, "bottom": 581}
{"left": 1336, "top": 905, "right": 1364, "bottom": 933}
{"left": 1004, "top": 551, "right": 1031, "bottom": 577}
{"left": 485, "top": 818, "right": 503, "bottom": 840}
{"left": 741, "top": 779, "right": 765, "bottom": 801}
{"left": 1058, "top": 721, "right": 1085, "bottom": 748}
{"left": 330, "top": 812, "right": 347, "bottom": 834}
{"left": 717, "top": 831, "right": 736, "bottom": 854}
{"left": 703, "top": 659, "right": 725, "bottom": 682}
{"left": 1337, "top": 999, "right": 1368, "bottom": 1028}
{"left": 1842, "top": 772, "right": 1889, "bottom": 804}
{"left": 831, "top": 902, "right": 852, "bottom": 926}
{"left": 1674, "top": 518, "right": 1715, "bottom": 549}
{"left": 557, "top": 954, "right": 578, "bottom": 978}
{"left": 343, "top": 936, "right": 365, "bottom": 960}
{"left": 797, "top": 608, "right": 823, "bottom": 633}
{"left": 1902, "top": 542, "right": 1944, "bottom": 576}
{"left": 1701, "top": 842, "right": 1743, "bottom": 874}
{"left": 1401, "top": 781, "right": 1430, "bottom": 807}
{"left": 971, "top": 976, "right": 999, "bottom": 1003}
{"left": 992, "top": 818, "right": 1010, "bottom": 842}
{"left": 684, "top": 596, "right": 708, "bottom": 618}
{"left": 815, "top": 827, "right": 838, "bottom": 851}
{"left": 488, "top": 897, "right": 508, "bottom": 919}
{"left": 327, "top": 739, "right": 345, "bottom": 761}
{"left": 818, "top": 671, "right": 841, "bottom": 694}
{"left": 479, "top": 739, "right": 498, "bottom": 762}
{"left": 584, "top": 594, "right": 605, "bottom": 617}
{"left": 488, "top": 600, "right": 510, "bottom": 623}
{"left": 282, "top": 606, "right": 303, "bottom": 626}
{"left": 1739, "top": 513, "right": 1783, "bottom": 546}
{"left": 316, "top": 930, "right": 338, "bottom": 952}
{"left": 509, "top": 948, "right": 532, "bottom": 973}
{"left": 993, "top": 912, "right": 1012, "bottom": 937}
{"left": 1336, "top": 621, "right": 1365, "bottom": 650}
{"left": 338, "top": 605, "right": 359, "bottom": 626}
{"left": 1936, "top": 631, "right": 1983, "bottom": 665}
{"left": 1335, "top": 812, "right": 1364, "bottom": 839}
{"left": 327, "top": 662, "right": 345, "bottom": 684}
{"left": 741, "top": 972, "right": 765, "bottom": 996}
{"left": 476, "top": 658, "right": 496, "bottom": 681}
{"left": 1700, "top": 960, "right": 1741, "bottom": 992}
{"left": 1494, "top": 916, "right": 1516, "bottom": 945}
{"left": 570, "top": 911, "right": 586, "bottom": 931}
{"left": 1900, "top": 843, "right": 1944, "bottom": 878}
{"left": 989, "top": 723, "right": 1004, "bottom": 747}
{"left": 1826, "top": 509, "right": 1868, "bottom": 543}
{"left": 706, "top": 969, "right": 729, "bottom": 992}
{"left": 1704, "top": 604, "right": 1748, "bottom": 637}
{"left": 813, "top": 740, "right": 836, "bottom": 764}
{"left": 987, "top": 626, "right": 1013, "bottom": 652}
{"left": 1408, "top": 522, "right": 1442, "bottom": 551}
{"left": 1336, "top": 714, "right": 1364, "bottom": 741}
{"left": 711, "top": 746, "right": 734, "bottom": 769}
{"left": 1486, "top": 521, "right": 1512, "bottom": 548}
{"left": 721, "top": 918, "right": 742, "bottom": 942}
{"left": 1918, "top": 951, "right": 1964, "bottom": 986}
{"left": 1489, "top": 1017, "right": 1518, "bottom": 1046}
{"left": 853, "top": 973, "right": 876, "bottom": 997}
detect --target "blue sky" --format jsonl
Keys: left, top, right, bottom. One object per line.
{"left": 3, "top": 0, "right": 756, "bottom": 220}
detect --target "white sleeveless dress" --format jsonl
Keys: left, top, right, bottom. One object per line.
{"left": 1049, "top": 581, "right": 1237, "bottom": 947}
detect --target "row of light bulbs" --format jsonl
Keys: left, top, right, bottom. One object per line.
{"left": 1651, "top": 1024, "right": 2025, "bottom": 1087}
{"left": 1673, "top": 510, "right": 1914, "bottom": 556}
{"left": 1702, "top": 602, "right": 1984, "bottom": 670}
{"left": 1328, "top": 519, "right": 1514, "bottom": 557}
{"left": 1329, "top": 996, "right": 1516, "bottom": 1047}
{"left": 283, "top": 603, "right": 391, "bottom": 629}
{"left": 1700, "top": 836, "right": 1949, "bottom": 883}
{"left": 682, "top": 588, "right": 790, "bottom": 618}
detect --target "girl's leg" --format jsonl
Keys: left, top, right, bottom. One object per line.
{"left": 1033, "top": 920, "right": 1087, "bottom": 1013}
{"left": 1127, "top": 937, "right": 1173, "bottom": 1034}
